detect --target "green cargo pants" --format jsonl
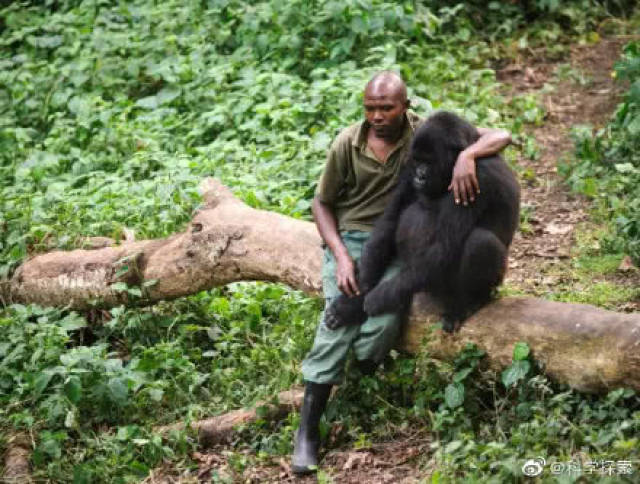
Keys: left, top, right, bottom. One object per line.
{"left": 301, "top": 231, "right": 403, "bottom": 385}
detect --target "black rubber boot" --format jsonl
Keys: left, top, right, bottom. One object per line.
{"left": 291, "top": 382, "right": 332, "bottom": 475}
{"left": 355, "top": 359, "right": 379, "bottom": 376}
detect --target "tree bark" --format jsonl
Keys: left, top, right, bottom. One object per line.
{"left": 3, "top": 178, "right": 640, "bottom": 394}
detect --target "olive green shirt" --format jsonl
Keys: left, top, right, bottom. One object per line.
{"left": 315, "top": 111, "right": 424, "bottom": 232}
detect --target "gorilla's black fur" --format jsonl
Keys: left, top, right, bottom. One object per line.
{"left": 325, "top": 111, "right": 520, "bottom": 333}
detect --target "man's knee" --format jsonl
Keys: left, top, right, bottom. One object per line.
{"left": 353, "top": 313, "right": 401, "bottom": 362}
{"left": 301, "top": 307, "right": 360, "bottom": 384}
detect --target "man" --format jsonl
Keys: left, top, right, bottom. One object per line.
{"left": 291, "top": 71, "right": 512, "bottom": 475}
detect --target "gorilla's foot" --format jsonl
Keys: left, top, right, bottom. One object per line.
{"left": 441, "top": 314, "right": 461, "bottom": 333}
{"left": 363, "top": 281, "right": 406, "bottom": 316}
{"left": 363, "top": 290, "right": 386, "bottom": 316}
{"left": 324, "top": 294, "right": 367, "bottom": 330}
{"left": 444, "top": 297, "right": 492, "bottom": 332}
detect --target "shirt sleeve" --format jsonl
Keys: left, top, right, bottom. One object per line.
{"left": 315, "top": 134, "right": 349, "bottom": 205}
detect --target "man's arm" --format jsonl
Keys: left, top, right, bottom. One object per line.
{"left": 449, "top": 127, "right": 512, "bottom": 205}
{"left": 312, "top": 196, "right": 360, "bottom": 297}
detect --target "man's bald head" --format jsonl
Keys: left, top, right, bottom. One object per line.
{"left": 363, "top": 71, "right": 409, "bottom": 141}
{"left": 364, "top": 71, "right": 407, "bottom": 103}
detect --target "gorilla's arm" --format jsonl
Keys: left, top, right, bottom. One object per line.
{"left": 362, "top": 244, "right": 444, "bottom": 315}
{"left": 324, "top": 174, "right": 416, "bottom": 330}
{"left": 363, "top": 195, "right": 485, "bottom": 316}
{"left": 357, "top": 174, "right": 416, "bottom": 291}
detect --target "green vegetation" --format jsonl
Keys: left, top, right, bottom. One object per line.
{"left": 563, "top": 39, "right": 640, "bottom": 263}
{"left": 1, "top": 0, "right": 638, "bottom": 482}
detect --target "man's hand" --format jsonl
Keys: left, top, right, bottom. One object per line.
{"left": 449, "top": 150, "right": 478, "bottom": 206}
{"left": 335, "top": 253, "right": 360, "bottom": 297}
{"left": 448, "top": 126, "right": 512, "bottom": 205}
{"left": 312, "top": 196, "right": 361, "bottom": 297}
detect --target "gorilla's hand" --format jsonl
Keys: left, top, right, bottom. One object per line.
{"left": 325, "top": 294, "right": 367, "bottom": 329}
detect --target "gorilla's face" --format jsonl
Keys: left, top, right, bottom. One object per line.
{"left": 409, "top": 111, "right": 480, "bottom": 199}
{"left": 409, "top": 150, "right": 454, "bottom": 198}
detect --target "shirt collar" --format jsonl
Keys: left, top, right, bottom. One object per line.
{"left": 352, "top": 111, "right": 421, "bottom": 151}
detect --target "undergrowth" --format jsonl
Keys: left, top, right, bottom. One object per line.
{"left": 226, "top": 343, "right": 640, "bottom": 482}
{"left": 0, "top": 0, "right": 638, "bottom": 482}
{"left": 562, "top": 39, "right": 640, "bottom": 263}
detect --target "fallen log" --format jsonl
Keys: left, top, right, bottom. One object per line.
{"left": 2, "top": 178, "right": 640, "bottom": 393}
{"left": 404, "top": 295, "right": 640, "bottom": 393}
{"left": 155, "top": 387, "right": 304, "bottom": 447}
{"left": 3, "top": 178, "right": 322, "bottom": 309}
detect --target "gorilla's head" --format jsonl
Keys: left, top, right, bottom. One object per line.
{"left": 409, "top": 111, "right": 479, "bottom": 198}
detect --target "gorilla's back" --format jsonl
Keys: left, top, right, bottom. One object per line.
{"left": 476, "top": 155, "right": 521, "bottom": 247}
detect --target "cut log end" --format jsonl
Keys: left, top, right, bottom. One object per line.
{"left": 3, "top": 433, "right": 31, "bottom": 482}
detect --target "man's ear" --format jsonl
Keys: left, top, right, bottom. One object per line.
{"left": 405, "top": 99, "right": 411, "bottom": 109}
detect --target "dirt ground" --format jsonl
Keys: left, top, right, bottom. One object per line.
{"left": 145, "top": 36, "right": 639, "bottom": 484}
{"left": 499, "top": 36, "right": 640, "bottom": 307}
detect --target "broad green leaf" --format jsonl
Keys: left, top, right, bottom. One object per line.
{"left": 445, "top": 440, "right": 463, "bottom": 453}
{"left": 614, "top": 163, "right": 635, "bottom": 173}
{"left": 108, "top": 378, "right": 129, "bottom": 406}
{"left": 444, "top": 382, "right": 464, "bottom": 408}
{"left": 135, "top": 96, "right": 159, "bottom": 110}
{"left": 64, "top": 376, "right": 82, "bottom": 404}
{"left": 65, "top": 410, "right": 77, "bottom": 428}
{"left": 513, "top": 342, "right": 530, "bottom": 361}
{"left": 453, "top": 367, "right": 473, "bottom": 383}
{"left": 501, "top": 360, "right": 531, "bottom": 388}
{"left": 27, "top": 34, "right": 63, "bottom": 49}
{"left": 148, "top": 388, "right": 164, "bottom": 402}
{"left": 110, "top": 282, "right": 128, "bottom": 292}
{"left": 59, "top": 314, "right": 87, "bottom": 332}
{"left": 33, "top": 371, "right": 54, "bottom": 397}
{"left": 156, "top": 87, "right": 181, "bottom": 105}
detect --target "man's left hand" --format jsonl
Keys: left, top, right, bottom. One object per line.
{"left": 449, "top": 150, "right": 479, "bottom": 206}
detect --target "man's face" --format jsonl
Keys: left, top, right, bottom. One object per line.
{"left": 363, "top": 91, "right": 407, "bottom": 139}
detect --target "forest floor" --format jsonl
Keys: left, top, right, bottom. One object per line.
{"left": 146, "top": 35, "right": 639, "bottom": 484}
{"left": 500, "top": 35, "right": 640, "bottom": 309}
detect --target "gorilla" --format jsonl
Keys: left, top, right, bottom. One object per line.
{"left": 325, "top": 111, "right": 520, "bottom": 333}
